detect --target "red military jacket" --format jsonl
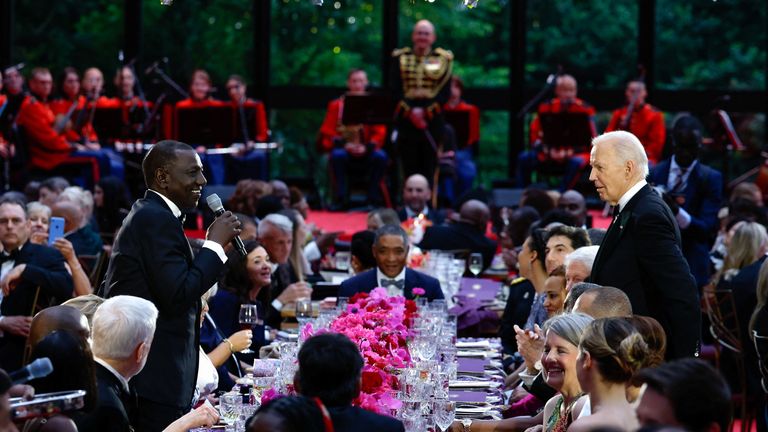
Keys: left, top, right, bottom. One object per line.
{"left": 529, "top": 97, "right": 597, "bottom": 146}
{"left": 605, "top": 103, "right": 666, "bottom": 164}
{"left": 317, "top": 97, "right": 386, "bottom": 153}
{"left": 15, "top": 95, "right": 72, "bottom": 170}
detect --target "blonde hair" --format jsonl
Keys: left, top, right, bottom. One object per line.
{"left": 719, "top": 221, "right": 768, "bottom": 283}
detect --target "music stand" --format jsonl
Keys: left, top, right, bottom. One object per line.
{"left": 444, "top": 110, "right": 470, "bottom": 149}
{"left": 341, "top": 94, "right": 394, "bottom": 125}
{"left": 539, "top": 112, "right": 593, "bottom": 153}
{"left": 176, "top": 106, "right": 233, "bottom": 146}
{"left": 92, "top": 108, "right": 124, "bottom": 145}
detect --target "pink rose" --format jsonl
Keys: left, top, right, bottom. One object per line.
{"left": 412, "top": 287, "right": 426, "bottom": 296}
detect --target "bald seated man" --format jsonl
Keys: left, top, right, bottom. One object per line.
{"left": 418, "top": 199, "right": 496, "bottom": 270}
{"left": 557, "top": 190, "right": 589, "bottom": 228}
{"left": 51, "top": 201, "right": 102, "bottom": 256}
{"left": 572, "top": 286, "right": 633, "bottom": 319}
{"left": 24, "top": 305, "right": 90, "bottom": 364}
{"left": 397, "top": 174, "right": 445, "bottom": 224}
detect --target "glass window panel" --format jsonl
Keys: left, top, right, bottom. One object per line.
{"left": 655, "top": 0, "right": 766, "bottom": 90}
{"left": 269, "top": 109, "right": 328, "bottom": 179}
{"left": 270, "top": 0, "right": 383, "bottom": 87}
{"left": 477, "top": 111, "right": 509, "bottom": 187}
{"left": 13, "top": 1, "right": 123, "bottom": 82}
{"left": 143, "top": 0, "right": 253, "bottom": 99}
{"left": 526, "top": 0, "right": 638, "bottom": 89}
{"left": 398, "top": 1, "right": 510, "bottom": 86}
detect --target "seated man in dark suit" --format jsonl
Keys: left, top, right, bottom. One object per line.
{"left": 0, "top": 198, "right": 73, "bottom": 371}
{"left": 296, "top": 333, "right": 404, "bottom": 432}
{"left": 397, "top": 174, "right": 445, "bottom": 224}
{"left": 648, "top": 115, "right": 722, "bottom": 289}
{"left": 418, "top": 199, "right": 496, "bottom": 270}
{"left": 86, "top": 295, "right": 159, "bottom": 431}
{"left": 86, "top": 294, "right": 220, "bottom": 432}
{"left": 339, "top": 224, "right": 443, "bottom": 300}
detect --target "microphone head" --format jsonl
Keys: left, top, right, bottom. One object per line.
{"left": 28, "top": 357, "right": 53, "bottom": 380}
{"left": 206, "top": 194, "right": 224, "bottom": 212}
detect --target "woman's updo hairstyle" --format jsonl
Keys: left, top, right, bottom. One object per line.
{"left": 579, "top": 317, "right": 651, "bottom": 383}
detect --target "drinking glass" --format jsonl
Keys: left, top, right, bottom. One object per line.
{"left": 295, "top": 298, "right": 313, "bottom": 328}
{"left": 334, "top": 251, "right": 351, "bottom": 272}
{"left": 336, "top": 296, "right": 349, "bottom": 313}
{"left": 219, "top": 392, "right": 242, "bottom": 425}
{"left": 433, "top": 399, "right": 456, "bottom": 432}
{"left": 468, "top": 253, "right": 483, "bottom": 277}
{"left": 238, "top": 304, "right": 259, "bottom": 354}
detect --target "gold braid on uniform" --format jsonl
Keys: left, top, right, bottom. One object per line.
{"left": 393, "top": 47, "right": 453, "bottom": 119}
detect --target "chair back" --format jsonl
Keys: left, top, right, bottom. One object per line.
{"left": 703, "top": 288, "right": 742, "bottom": 353}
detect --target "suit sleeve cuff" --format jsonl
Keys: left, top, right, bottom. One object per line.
{"left": 676, "top": 208, "right": 692, "bottom": 229}
{"left": 202, "top": 241, "right": 228, "bottom": 263}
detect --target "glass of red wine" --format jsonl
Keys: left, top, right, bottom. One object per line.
{"left": 238, "top": 304, "right": 259, "bottom": 354}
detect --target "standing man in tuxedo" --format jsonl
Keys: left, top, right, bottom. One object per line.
{"left": 0, "top": 198, "right": 73, "bottom": 371}
{"left": 648, "top": 115, "right": 722, "bottom": 289}
{"left": 100, "top": 140, "right": 241, "bottom": 431}
{"left": 589, "top": 131, "right": 700, "bottom": 359}
{"left": 339, "top": 224, "right": 443, "bottom": 301}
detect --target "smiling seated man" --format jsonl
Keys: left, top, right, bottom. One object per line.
{"left": 339, "top": 224, "right": 443, "bottom": 300}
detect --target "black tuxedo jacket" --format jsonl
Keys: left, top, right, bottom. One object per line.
{"left": 0, "top": 241, "right": 72, "bottom": 371}
{"left": 590, "top": 184, "right": 700, "bottom": 359}
{"left": 649, "top": 160, "right": 723, "bottom": 287}
{"left": 328, "top": 405, "right": 405, "bottom": 432}
{"left": 338, "top": 268, "right": 444, "bottom": 301}
{"left": 101, "top": 191, "right": 225, "bottom": 409}
{"left": 75, "top": 363, "right": 135, "bottom": 432}
{"left": 418, "top": 222, "right": 497, "bottom": 270}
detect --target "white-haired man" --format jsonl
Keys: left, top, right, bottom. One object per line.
{"left": 563, "top": 245, "right": 599, "bottom": 291}
{"left": 588, "top": 130, "right": 699, "bottom": 359}
{"left": 258, "top": 214, "right": 311, "bottom": 328}
{"left": 88, "top": 295, "right": 219, "bottom": 432}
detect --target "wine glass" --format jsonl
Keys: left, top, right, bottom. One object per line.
{"left": 295, "top": 298, "right": 313, "bottom": 328}
{"left": 238, "top": 304, "right": 259, "bottom": 354}
{"left": 433, "top": 399, "right": 456, "bottom": 432}
{"left": 468, "top": 253, "right": 483, "bottom": 277}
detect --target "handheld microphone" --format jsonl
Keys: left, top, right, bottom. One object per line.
{"left": 206, "top": 194, "right": 247, "bottom": 257}
{"left": 10, "top": 358, "right": 53, "bottom": 384}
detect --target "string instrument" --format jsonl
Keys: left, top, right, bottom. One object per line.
{"left": 52, "top": 99, "right": 79, "bottom": 134}
{"left": 237, "top": 99, "right": 251, "bottom": 143}
{"left": 619, "top": 65, "right": 647, "bottom": 131}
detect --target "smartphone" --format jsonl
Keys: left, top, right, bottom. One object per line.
{"left": 48, "top": 217, "right": 65, "bottom": 246}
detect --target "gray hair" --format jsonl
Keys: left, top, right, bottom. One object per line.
{"left": 592, "top": 131, "right": 649, "bottom": 179}
{"left": 543, "top": 312, "right": 594, "bottom": 347}
{"left": 92, "top": 295, "right": 158, "bottom": 360}
{"left": 564, "top": 245, "right": 600, "bottom": 273}
{"left": 258, "top": 213, "right": 293, "bottom": 237}
{"left": 374, "top": 224, "right": 409, "bottom": 248}
{"left": 27, "top": 201, "right": 52, "bottom": 219}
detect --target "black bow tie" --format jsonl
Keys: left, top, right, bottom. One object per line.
{"left": 612, "top": 205, "right": 621, "bottom": 219}
{"left": 380, "top": 278, "right": 404, "bottom": 290}
{"left": 0, "top": 249, "right": 19, "bottom": 264}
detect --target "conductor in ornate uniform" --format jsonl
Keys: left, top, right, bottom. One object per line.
{"left": 391, "top": 20, "right": 455, "bottom": 192}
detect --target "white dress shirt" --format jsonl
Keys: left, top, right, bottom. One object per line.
{"left": 616, "top": 180, "right": 648, "bottom": 213}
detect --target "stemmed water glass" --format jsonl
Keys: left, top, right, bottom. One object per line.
{"left": 433, "top": 399, "right": 456, "bottom": 432}
{"left": 238, "top": 304, "right": 259, "bottom": 354}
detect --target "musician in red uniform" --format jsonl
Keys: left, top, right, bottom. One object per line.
{"left": 224, "top": 74, "right": 269, "bottom": 181}
{"left": 109, "top": 65, "right": 155, "bottom": 139}
{"left": 49, "top": 67, "right": 99, "bottom": 146}
{"left": 443, "top": 76, "right": 479, "bottom": 196}
{"left": 318, "top": 69, "right": 387, "bottom": 208}
{"left": 175, "top": 69, "right": 227, "bottom": 184}
{"left": 517, "top": 74, "right": 597, "bottom": 190}
{"left": 605, "top": 80, "right": 666, "bottom": 165}
{"left": 15, "top": 67, "right": 116, "bottom": 183}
